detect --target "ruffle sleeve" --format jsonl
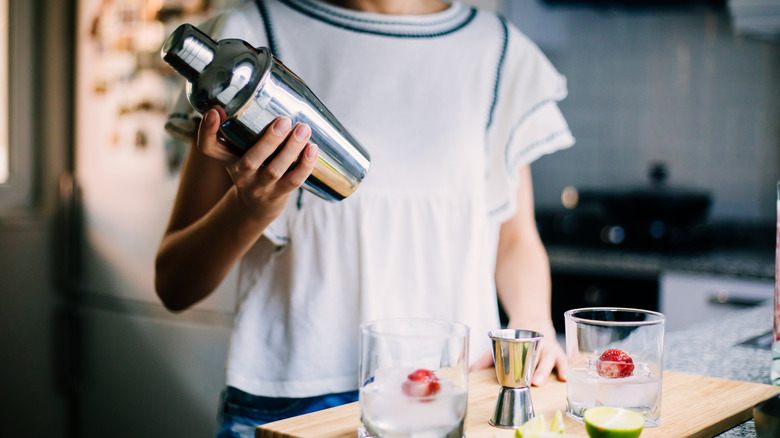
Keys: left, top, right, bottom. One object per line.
{"left": 163, "top": 6, "right": 294, "bottom": 246}
{"left": 485, "top": 19, "right": 575, "bottom": 222}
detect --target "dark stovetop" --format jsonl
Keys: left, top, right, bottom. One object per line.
{"left": 537, "top": 210, "right": 775, "bottom": 280}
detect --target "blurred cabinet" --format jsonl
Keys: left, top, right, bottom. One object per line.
{"left": 548, "top": 272, "right": 659, "bottom": 334}
{"left": 660, "top": 271, "right": 773, "bottom": 332}
{"left": 80, "top": 304, "right": 231, "bottom": 438}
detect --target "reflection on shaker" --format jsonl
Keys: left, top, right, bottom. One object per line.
{"left": 160, "top": 23, "right": 370, "bottom": 202}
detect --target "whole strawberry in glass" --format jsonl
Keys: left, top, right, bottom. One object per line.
{"left": 597, "top": 348, "right": 634, "bottom": 378}
{"left": 401, "top": 368, "right": 440, "bottom": 399}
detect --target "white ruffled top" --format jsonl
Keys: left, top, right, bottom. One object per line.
{"left": 165, "top": 0, "right": 574, "bottom": 397}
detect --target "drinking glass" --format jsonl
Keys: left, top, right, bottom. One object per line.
{"left": 564, "top": 308, "right": 665, "bottom": 426}
{"left": 358, "top": 318, "right": 470, "bottom": 438}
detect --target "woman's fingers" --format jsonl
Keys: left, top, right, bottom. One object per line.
{"left": 554, "top": 346, "right": 568, "bottom": 382}
{"left": 254, "top": 123, "right": 311, "bottom": 189}
{"left": 232, "top": 117, "right": 294, "bottom": 188}
{"left": 532, "top": 348, "right": 556, "bottom": 386}
{"left": 197, "top": 109, "right": 236, "bottom": 162}
{"left": 277, "top": 143, "right": 318, "bottom": 192}
{"left": 197, "top": 110, "right": 316, "bottom": 201}
{"left": 531, "top": 339, "right": 567, "bottom": 386}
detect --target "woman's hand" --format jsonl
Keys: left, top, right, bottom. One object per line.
{"left": 526, "top": 322, "right": 567, "bottom": 386}
{"left": 469, "top": 349, "right": 494, "bottom": 371}
{"left": 197, "top": 108, "right": 318, "bottom": 220}
{"left": 155, "top": 108, "right": 318, "bottom": 311}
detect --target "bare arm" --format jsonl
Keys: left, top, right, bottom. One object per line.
{"left": 471, "top": 164, "right": 567, "bottom": 385}
{"left": 154, "top": 110, "right": 317, "bottom": 311}
{"left": 495, "top": 165, "right": 566, "bottom": 385}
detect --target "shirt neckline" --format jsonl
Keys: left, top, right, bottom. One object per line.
{"left": 275, "top": 0, "right": 477, "bottom": 38}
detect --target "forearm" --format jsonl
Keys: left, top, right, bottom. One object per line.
{"left": 495, "top": 230, "right": 567, "bottom": 384}
{"left": 495, "top": 231, "right": 554, "bottom": 332}
{"left": 489, "top": 165, "right": 566, "bottom": 383}
{"left": 155, "top": 185, "right": 270, "bottom": 311}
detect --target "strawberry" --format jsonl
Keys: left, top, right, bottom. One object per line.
{"left": 597, "top": 348, "right": 634, "bottom": 378}
{"left": 401, "top": 368, "right": 440, "bottom": 398}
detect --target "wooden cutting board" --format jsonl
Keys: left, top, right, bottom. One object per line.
{"left": 256, "top": 369, "right": 780, "bottom": 438}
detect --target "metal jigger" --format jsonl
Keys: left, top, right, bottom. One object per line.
{"left": 488, "top": 329, "right": 543, "bottom": 428}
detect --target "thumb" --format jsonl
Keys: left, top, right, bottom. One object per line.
{"left": 197, "top": 109, "right": 236, "bottom": 163}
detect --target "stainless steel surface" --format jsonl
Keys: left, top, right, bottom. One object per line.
{"left": 490, "top": 329, "right": 543, "bottom": 388}
{"left": 175, "top": 36, "right": 214, "bottom": 76}
{"left": 489, "top": 387, "right": 535, "bottom": 429}
{"left": 488, "top": 329, "right": 543, "bottom": 428}
{"left": 754, "top": 394, "right": 780, "bottom": 438}
{"left": 161, "top": 24, "right": 370, "bottom": 201}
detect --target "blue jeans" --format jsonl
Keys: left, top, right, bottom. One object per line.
{"left": 215, "top": 386, "right": 360, "bottom": 438}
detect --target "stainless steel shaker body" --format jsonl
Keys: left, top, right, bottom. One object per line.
{"left": 161, "top": 24, "right": 370, "bottom": 201}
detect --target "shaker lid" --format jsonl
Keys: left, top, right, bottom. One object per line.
{"left": 161, "top": 24, "right": 218, "bottom": 82}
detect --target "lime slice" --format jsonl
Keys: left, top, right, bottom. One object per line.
{"left": 514, "top": 414, "right": 546, "bottom": 437}
{"left": 550, "top": 410, "right": 565, "bottom": 433}
{"left": 522, "top": 433, "right": 586, "bottom": 438}
{"left": 583, "top": 407, "right": 644, "bottom": 438}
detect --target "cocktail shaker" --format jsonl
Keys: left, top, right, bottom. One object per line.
{"left": 161, "top": 24, "right": 370, "bottom": 201}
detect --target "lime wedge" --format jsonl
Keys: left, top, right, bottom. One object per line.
{"left": 522, "top": 433, "right": 586, "bottom": 438}
{"left": 550, "top": 410, "right": 565, "bottom": 433}
{"left": 583, "top": 407, "right": 644, "bottom": 438}
{"left": 514, "top": 414, "right": 546, "bottom": 437}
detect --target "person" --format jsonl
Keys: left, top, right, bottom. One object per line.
{"left": 155, "top": 0, "right": 575, "bottom": 436}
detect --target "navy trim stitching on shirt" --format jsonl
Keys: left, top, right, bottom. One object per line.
{"left": 256, "top": 0, "right": 280, "bottom": 57}
{"left": 257, "top": 1, "right": 303, "bottom": 213}
{"left": 280, "top": 0, "right": 464, "bottom": 27}
{"left": 511, "top": 99, "right": 557, "bottom": 137}
{"left": 486, "top": 14, "right": 509, "bottom": 136}
{"left": 277, "top": 0, "right": 477, "bottom": 38}
{"left": 488, "top": 200, "right": 510, "bottom": 217}
{"left": 488, "top": 128, "right": 570, "bottom": 218}
{"left": 266, "top": 228, "right": 291, "bottom": 243}
{"left": 506, "top": 128, "right": 571, "bottom": 173}
{"left": 502, "top": 99, "right": 564, "bottom": 169}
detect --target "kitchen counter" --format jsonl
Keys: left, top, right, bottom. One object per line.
{"left": 255, "top": 304, "right": 778, "bottom": 437}
{"left": 664, "top": 303, "right": 776, "bottom": 437}
{"left": 547, "top": 245, "right": 774, "bottom": 280}
{"left": 541, "top": 217, "right": 775, "bottom": 280}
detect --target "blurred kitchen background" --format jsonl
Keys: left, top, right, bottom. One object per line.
{"left": 0, "top": 0, "right": 777, "bottom": 437}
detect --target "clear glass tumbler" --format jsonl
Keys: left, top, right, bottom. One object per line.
{"left": 564, "top": 308, "right": 665, "bottom": 426}
{"left": 358, "top": 318, "right": 470, "bottom": 438}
